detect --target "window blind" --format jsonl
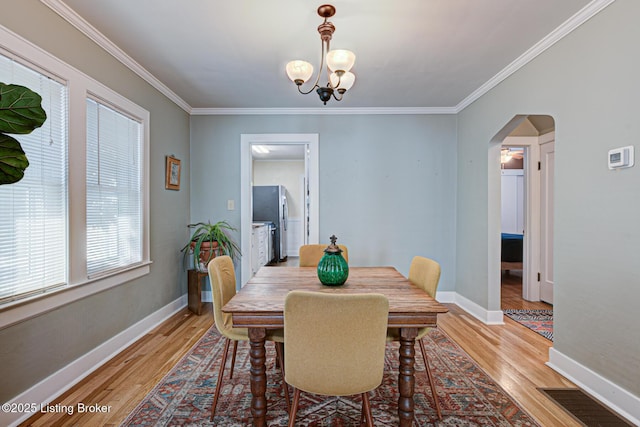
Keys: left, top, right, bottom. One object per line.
{"left": 0, "top": 55, "right": 68, "bottom": 303}
{"left": 86, "top": 98, "right": 143, "bottom": 277}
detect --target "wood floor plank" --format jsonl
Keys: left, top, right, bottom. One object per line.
{"left": 439, "top": 304, "right": 578, "bottom": 427}
{"left": 20, "top": 299, "right": 578, "bottom": 426}
{"left": 501, "top": 271, "right": 553, "bottom": 310}
{"left": 19, "top": 308, "right": 214, "bottom": 427}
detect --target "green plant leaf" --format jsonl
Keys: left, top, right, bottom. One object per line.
{"left": 181, "top": 220, "right": 242, "bottom": 270}
{"left": 0, "top": 134, "right": 29, "bottom": 185}
{"left": 0, "top": 83, "right": 47, "bottom": 134}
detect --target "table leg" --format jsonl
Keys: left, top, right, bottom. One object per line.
{"left": 398, "top": 327, "right": 418, "bottom": 426}
{"left": 248, "top": 328, "right": 267, "bottom": 427}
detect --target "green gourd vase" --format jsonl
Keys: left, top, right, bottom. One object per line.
{"left": 317, "top": 235, "right": 349, "bottom": 286}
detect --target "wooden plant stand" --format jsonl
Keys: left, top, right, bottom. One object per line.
{"left": 187, "top": 269, "right": 208, "bottom": 315}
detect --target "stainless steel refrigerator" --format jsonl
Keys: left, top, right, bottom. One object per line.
{"left": 252, "top": 185, "right": 288, "bottom": 261}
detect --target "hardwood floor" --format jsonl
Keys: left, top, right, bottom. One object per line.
{"left": 440, "top": 305, "right": 577, "bottom": 426}
{"left": 20, "top": 307, "right": 215, "bottom": 427}
{"left": 273, "top": 255, "right": 299, "bottom": 267}
{"left": 20, "top": 295, "right": 577, "bottom": 427}
{"left": 501, "top": 270, "right": 553, "bottom": 310}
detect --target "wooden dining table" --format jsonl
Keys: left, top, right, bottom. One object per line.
{"left": 222, "top": 266, "right": 449, "bottom": 427}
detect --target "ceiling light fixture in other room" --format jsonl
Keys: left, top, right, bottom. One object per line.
{"left": 501, "top": 148, "right": 513, "bottom": 164}
{"left": 285, "top": 4, "right": 355, "bottom": 105}
{"left": 252, "top": 145, "right": 270, "bottom": 154}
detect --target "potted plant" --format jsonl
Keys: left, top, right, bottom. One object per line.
{"left": 0, "top": 83, "right": 47, "bottom": 185}
{"left": 181, "top": 220, "right": 241, "bottom": 271}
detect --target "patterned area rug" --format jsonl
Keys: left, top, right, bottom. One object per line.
{"left": 121, "top": 326, "right": 540, "bottom": 426}
{"left": 503, "top": 309, "right": 553, "bottom": 341}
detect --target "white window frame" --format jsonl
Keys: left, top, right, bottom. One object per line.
{"left": 0, "top": 25, "right": 150, "bottom": 329}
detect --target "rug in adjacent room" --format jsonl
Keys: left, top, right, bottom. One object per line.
{"left": 121, "top": 326, "right": 540, "bottom": 426}
{"left": 504, "top": 309, "right": 553, "bottom": 341}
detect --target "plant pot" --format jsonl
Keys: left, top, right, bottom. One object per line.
{"left": 190, "top": 241, "right": 220, "bottom": 271}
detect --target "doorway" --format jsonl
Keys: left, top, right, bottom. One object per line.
{"left": 240, "top": 134, "right": 319, "bottom": 286}
{"left": 491, "top": 115, "right": 555, "bottom": 311}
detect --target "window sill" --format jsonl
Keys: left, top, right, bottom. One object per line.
{"left": 0, "top": 261, "right": 152, "bottom": 330}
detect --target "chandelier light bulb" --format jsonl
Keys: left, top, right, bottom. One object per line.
{"left": 330, "top": 71, "right": 355, "bottom": 92}
{"left": 326, "top": 49, "right": 356, "bottom": 73}
{"left": 286, "top": 60, "right": 314, "bottom": 85}
{"left": 501, "top": 149, "right": 513, "bottom": 164}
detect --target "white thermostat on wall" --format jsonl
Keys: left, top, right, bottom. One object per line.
{"left": 608, "top": 145, "right": 634, "bottom": 170}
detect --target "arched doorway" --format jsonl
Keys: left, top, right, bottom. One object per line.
{"left": 490, "top": 115, "right": 555, "bottom": 310}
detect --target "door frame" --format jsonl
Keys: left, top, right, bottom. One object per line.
{"left": 539, "top": 136, "right": 555, "bottom": 303}
{"left": 240, "top": 134, "right": 319, "bottom": 286}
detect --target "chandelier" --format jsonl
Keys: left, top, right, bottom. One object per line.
{"left": 285, "top": 4, "right": 356, "bottom": 105}
{"left": 500, "top": 148, "right": 513, "bottom": 164}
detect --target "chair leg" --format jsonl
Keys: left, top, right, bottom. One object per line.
{"left": 288, "top": 388, "right": 301, "bottom": 427}
{"left": 418, "top": 338, "right": 442, "bottom": 420}
{"left": 274, "top": 342, "right": 291, "bottom": 412}
{"left": 361, "top": 392, "right": 374, "bottom": 427}
{"left": 229, "top": 340, "right": 239, "bottom": 379}
{"left": 211, "top": 338, "right": 232, "bottom": 421}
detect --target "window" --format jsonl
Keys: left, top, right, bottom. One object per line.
{"left": 86, "top": 98, "right": 143, "bottom": 277}
{"left": 0, "top": 54, "right": 68, "bottom": 304}
{"left": 0, "top": 27, "right": 149, "bottom": 321}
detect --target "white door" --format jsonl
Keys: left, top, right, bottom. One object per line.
{"left": 540, "top": 141, "right": 555, "bottom": 304}
{"left": 501, "top": 170, "right": 525, "bottom": 234}
{"left": 303, "top": 148, "right": 310, "bottom": 245}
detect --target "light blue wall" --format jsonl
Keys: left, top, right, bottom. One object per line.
{"left": 190, "top": 114, "right": 457, "bottom": 289}
{"left": 457, "top": 0, "right": 639, "bottom": 396}
{"left": 3, "top": 0, "right": 638, "bottom": 414}
{"left": 0, "top": 0, "right": 190, "bottom": 402}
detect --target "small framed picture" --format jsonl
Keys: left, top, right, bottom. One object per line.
{"left": 165, "top": 156, "right": 181, "bottom": 190}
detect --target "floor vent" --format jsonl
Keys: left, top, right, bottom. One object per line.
{"left": 539, "top": 388, "right": 633, "bottom": 426}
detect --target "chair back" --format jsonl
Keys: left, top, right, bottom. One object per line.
{"left": 298, "top": 244, "right": 349, "bottom": 267}
{"left": 284, "top": 290, "right": 388, "bottom": 396}
{"left": 207, "top": 255, "right": 238, "bottom": 337}
{"left": 408, "top": 256, "right": 441, "bottom": 298}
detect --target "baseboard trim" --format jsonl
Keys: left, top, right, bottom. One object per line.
{"left": 434, "top": 290, "right": 456, "bottom": 303}
{"left": 2, "top": 295, "right": 187, "bottom": 427}
{"left": 547, "top": 348, "right": 640, "bottom": 425}
{"left": 437, "top": 291, "right": 504, "bottom": 325}
{"left": 438, "top": 293, "right": 638, "bottom": 424}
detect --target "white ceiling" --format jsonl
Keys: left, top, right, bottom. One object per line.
{"left": 48, "top": 0, "right": 604, "bottom": 112}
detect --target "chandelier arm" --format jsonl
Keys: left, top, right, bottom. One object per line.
{"left": 330, "top": 69, "right": 343, "bottom": 101}
{"left": 297, "top": 84, "right": 319, "bottom": 95}
{"left": 325, "top": 38, "right": 336, "bottom": 91}
{"left": 328, "top": 70, "right": 342, "bottom": 91}
{"left": 293, "top": 37, "right": 327, "bottom": 95}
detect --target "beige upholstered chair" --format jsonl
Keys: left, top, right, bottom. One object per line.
{"left": 207, "top": 256, "right": 289, "bottom": 420}
{"left": 298, "top": 244, "right": 349, "bottom": 267}
{"left": 284, "top": 290, "right": 389, "bottom": 427}
{"left": 386, "top": 255, "right": 443, "bottom": 419}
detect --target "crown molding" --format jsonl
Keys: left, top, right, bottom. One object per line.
{"left": 455, "top": 0, "right": 616, "bottom": 113}
{"left": 190, "top": 107, "right": 457, "bottom": 116}
{"left": 40, "top": 0, "right": 192, "bottom": 113}
{"left": 41, "top": 0, "right": 614, "bottom": 116}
